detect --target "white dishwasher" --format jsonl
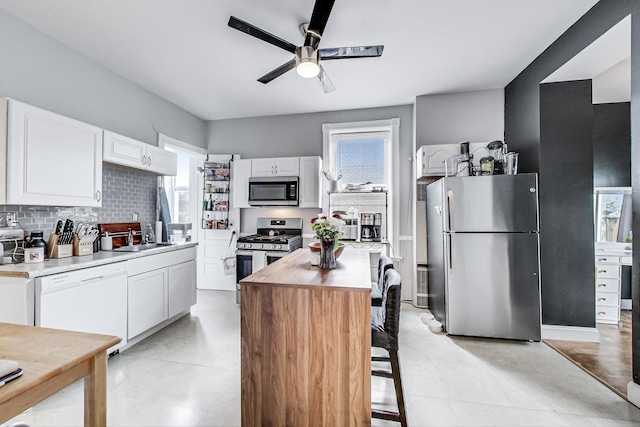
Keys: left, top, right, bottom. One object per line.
{"left": 36, "top": 262, "right": 127, "bottom": 353}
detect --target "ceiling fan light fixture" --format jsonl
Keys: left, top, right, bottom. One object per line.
{"left": 296, "top": 46, "right": 319, "bottom": 78}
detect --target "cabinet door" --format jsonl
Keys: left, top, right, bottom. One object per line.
{"left": 127, "top": 268, "right": 168, "bottom": 338}
{"left": 233, "top": 159, "right": 252, "bottom": 208}
{"left": 103, "top": 130, "right": 146, "bottom": 169}
{"left": 168, "top": 260, "right": 197, "bottom": 317}
{"left": 7, "top": 100, "right": 103, "bottom": 207}
{"left": 147, "top": 145, "right": 177, "bottom": 176}
{"left": 274, "top": 157, "right": 300, "bottom": 176}
{"left": 251, "top": 158, "right": 275, "bottom": 177}
{"left": 299, "top": 156, "right": 322, "bottom": 208}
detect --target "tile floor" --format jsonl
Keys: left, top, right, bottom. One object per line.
{"left": 5, "top": 289, "right": 640, "bottom": 426}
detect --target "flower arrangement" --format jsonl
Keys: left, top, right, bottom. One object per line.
{"left": 311, "top": 213, "right": 344, "bottom": 240}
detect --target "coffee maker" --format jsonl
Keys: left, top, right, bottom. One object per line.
{"left": 360, "top": 212, "right": 382, "bottom": 241}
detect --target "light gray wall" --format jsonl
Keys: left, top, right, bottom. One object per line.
{"left": 208, "top": 104, "right": 414, "bottom": 236}
{"left": 0, "top": 8, "right": 207, "bottom": 148}
{"left": 415, "top": 89, "right": 505, "bottom": 146}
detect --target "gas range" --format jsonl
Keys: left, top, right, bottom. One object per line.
{"left": 236, "top": 218, "right": 303, "bottom": 253}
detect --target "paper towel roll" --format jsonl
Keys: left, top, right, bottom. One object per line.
{"left": 155, "top": 221, "right": 163, "bottom": 243}
{"left": 252, "top": 251, "right": 267, "bottom": 272}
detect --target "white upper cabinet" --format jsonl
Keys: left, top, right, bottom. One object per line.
{"left": 251, "top": 157, "right": 300, "bottom": 177}
{"left": 232, "top": 159, "right": 251, "bottom": 209}
{"left": 103, "top": 130, "right": 177, "bottom": 175}
{"left": 417, "top": 143, "right": 489, "bottom": 177}
{"left": 0, "top": 98, "right": 103, "bottom": 207}
{"left": 299, "top": 156, "right": 322, "bottom": 208}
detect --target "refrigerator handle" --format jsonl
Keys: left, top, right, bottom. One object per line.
{"left": 447, "top": 233, "right": 453, "bottom": 272}
{"left": 446, "top": 189, "right": 454, "bottom": 231}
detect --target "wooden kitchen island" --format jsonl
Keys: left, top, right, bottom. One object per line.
{"left": 240, "top": 248, "right": 372, "bottom": 427}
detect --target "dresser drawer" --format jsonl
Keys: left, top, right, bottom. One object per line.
{"left": 596, "top": 291, "right": 619, "bottom": 307}
{"left": 596, "top": 264, "right": 620, "bottom": 278}
{"left": 596, "top": 277, "right": 620, "bottom": 292}
{"left": 595, "top": 255, "right": 620, "bottom": 264}
{"left": 596, "top": 305, "right": 619, "bottom": 323}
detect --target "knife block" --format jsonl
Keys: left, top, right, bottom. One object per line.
{"left": 47, "top": 233, "right": 73, "bottom": 258}
{"left": 73, "top": 235, "right": 94, "bottom": 256}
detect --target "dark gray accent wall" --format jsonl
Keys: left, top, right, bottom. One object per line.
{"left": 593, "top": 102, "right": 631, "bottom": 187}
{"left": 505, "top": 0, "right": 640, "bottom": 385}
{"left": 539, "top": 80, "right": 594, "bottom": 327}
{"left": 0, "top": 8, "right": 207, "bottom": 148}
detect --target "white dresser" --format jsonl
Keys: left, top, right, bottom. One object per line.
{"left": 595, "top": 243, "right": 632, "bottom": 324}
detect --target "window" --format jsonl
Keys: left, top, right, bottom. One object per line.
{"left": 158, "top": 133, "right": 206, "bottom": 241}
{"left": 322, "top": 119, "right": 399, "bottom": 244}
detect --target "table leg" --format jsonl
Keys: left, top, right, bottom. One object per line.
{"left": 84, "top": 351, "right": 107, "bottom": 427}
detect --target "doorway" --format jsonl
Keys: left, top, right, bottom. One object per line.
{"left": 539, "top": 15, "right": 632, "bottom": 398}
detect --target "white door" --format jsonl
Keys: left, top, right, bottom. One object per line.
{"left": 197, "top": 229, "right": 236, "bottom": 290}
{"left": 251, "top": 158, "right": 275, "bottom": 176}
{"left": 168, "top": 260, "right": 197, "bottom": 317}
{"left": 8, "top": 100, "right": 103, "bottom": 206}
{"left": 274, "top": 157, "right": 300, "bottom": 176}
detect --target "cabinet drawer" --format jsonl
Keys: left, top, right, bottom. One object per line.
{"left": 596, "top": 277, "right": 619, "bottom": 293}
{"left": 595, "top": 255, "right": 620, "bottom": 264}
{"left": 595, "top": 291, "right": 619, "bottom": 307}
{"left": 595, "top": 264, "right": 620, "bottom": 278}
{"left": 596, "top": 305, "right": 619, "bottom": 323}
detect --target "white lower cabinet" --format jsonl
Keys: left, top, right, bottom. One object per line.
{"left": 169, "top": 260, "right": 197, "bottom": 317}
{"left": 127, "top": 268, "right": 168, "bottom": 339}
{"left": 127, "top": 247, "right": 197, "bottom": 339}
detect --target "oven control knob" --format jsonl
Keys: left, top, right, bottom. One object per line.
{"left": 275, "top": 244, "right": 282, "bottom": 250}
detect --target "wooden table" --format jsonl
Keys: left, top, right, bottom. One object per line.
{"left": 240, "top": 248, "right": 372, "bottom": 427}
{"left": 0, "top": 323, "right": 120, "bottom": 426}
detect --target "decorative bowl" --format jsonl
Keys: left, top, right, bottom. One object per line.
{"left": 308, "top": 242, "right": 345, "bottom": 259}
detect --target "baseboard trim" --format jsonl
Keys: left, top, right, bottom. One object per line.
{"left": 628, "top": 382, "right": 640, "bottom": 407}
{"left": 541, "top": 324, "right": 600, "bottom": 342}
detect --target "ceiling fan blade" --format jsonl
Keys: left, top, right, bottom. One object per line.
{"left": 316, "top": 64, "right": 335, "bottom": 93}
{"left": 228, "top": 16, "right": 297, "bottom": 54}
{"left": 319, "top": 45, "right": 384, "bottom": 60}
{"left": 304, "top": 0, "right": 336, "bottom": 49}
{"left": 258, "top": 59, "right": 297, "bottom": 84}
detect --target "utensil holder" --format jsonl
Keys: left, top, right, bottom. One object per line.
{"left": 47, "top": 233, "right": 73, "bottom": 258}
{"left": 73, "top": 235, "right": 98, "bottom": 256}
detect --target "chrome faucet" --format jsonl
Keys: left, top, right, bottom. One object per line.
{"left": 127, "top": 228, "right": 134, "bottom": 246}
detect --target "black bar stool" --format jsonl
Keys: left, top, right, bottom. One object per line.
{"left": 371, "top": 268, "right": 407, "bottom": 426}
{"left": 372, "top": 255, "right": 394, "bottom": 307}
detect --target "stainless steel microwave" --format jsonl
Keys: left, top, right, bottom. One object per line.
{"left": 248, "top": 176, "right": 299, "bottom": 206}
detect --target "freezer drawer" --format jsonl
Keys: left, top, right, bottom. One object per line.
{"left": 445, "top": 232, "right": 541, "bottom": 341}
{"left": 443, "top": 174, "right": 539, "bottom": 232}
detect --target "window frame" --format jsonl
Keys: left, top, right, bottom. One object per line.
{"left": 322, "top": 118, "right": 400, "bottom": 248}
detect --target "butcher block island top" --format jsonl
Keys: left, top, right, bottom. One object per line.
{"left": 240, "top": 248, "right": 372, "bottom": 427}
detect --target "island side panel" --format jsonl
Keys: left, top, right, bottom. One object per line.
{"left": 241, "top": 282, "right": 370, "bottom": 427}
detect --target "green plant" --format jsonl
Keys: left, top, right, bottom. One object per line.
{"left": 311, "top": 214, "right": 344, "bottom": 240}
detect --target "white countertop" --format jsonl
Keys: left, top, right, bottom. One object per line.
{"left": 0, "top": 242, "right": 198, "bottom": 279}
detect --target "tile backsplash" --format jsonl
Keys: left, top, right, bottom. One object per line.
{"left": 0, "top": 165, "right": 158, "bottom": 235}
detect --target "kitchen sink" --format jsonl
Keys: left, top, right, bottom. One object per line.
{"left": 112, "top": 242, "right": 177, "bottom": 252}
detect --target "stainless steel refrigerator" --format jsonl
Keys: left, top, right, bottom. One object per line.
{"left": 426, "top": 173, "right": 541, "bottom": 341}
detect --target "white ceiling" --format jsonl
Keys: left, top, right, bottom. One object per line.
{"left": 0, "top": 0, "right": 599, "bottom": 121}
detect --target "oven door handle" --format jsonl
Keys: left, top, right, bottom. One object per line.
{"left": 235, "top": 250, "right": 254, "bottom": 256}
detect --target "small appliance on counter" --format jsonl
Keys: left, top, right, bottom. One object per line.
{"left": 331, "top": 209, "right": 360, "bottom": 241}
{"left": 0, "top": 213, "right": 25, "bottom": 264}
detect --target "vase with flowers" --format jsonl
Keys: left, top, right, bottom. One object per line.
{"left": 311, "top": 213, "right": 344, "bottom": 269}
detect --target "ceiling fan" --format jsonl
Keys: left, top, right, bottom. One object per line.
{"left": 227, "top": 0, "right": 384, "bottom": 93}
